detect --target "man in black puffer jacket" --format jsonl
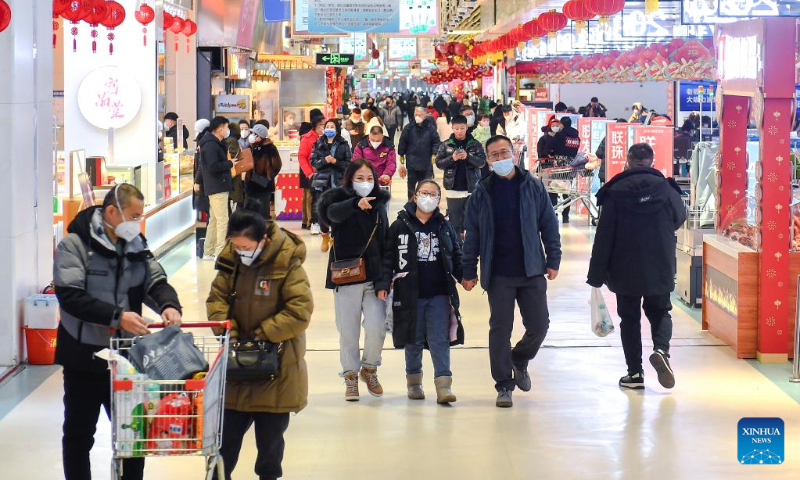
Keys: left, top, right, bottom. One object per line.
{"left": 398, "top": 106, "right": 441, "bottom": 200}
{"left": 587, "top": 143, "right": 687, "bottom": 391}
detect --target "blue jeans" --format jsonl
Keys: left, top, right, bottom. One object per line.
{"left": 405, "top": 295, "right": 452, "bottom": 378}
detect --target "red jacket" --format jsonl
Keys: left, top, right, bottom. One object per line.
{"left": 427, "top": 107, "right": 440, "bottom": 120}
{"left": 298, "top": 130, "right": 319, "bottom": 178}
{"left": 352, "top": 138, "right": 397, "bottom": 179}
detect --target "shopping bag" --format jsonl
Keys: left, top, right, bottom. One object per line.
{"left": 129, "top": 325, "right": 209, "bottom": 380}
{"left": 589, "top": 287, "right": 615, "bottom": 337}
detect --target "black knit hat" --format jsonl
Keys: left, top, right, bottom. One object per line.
{"left": 310, "top": 109, "right": 325, "bottom": 128}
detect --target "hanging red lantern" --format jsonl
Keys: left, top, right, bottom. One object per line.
{"left": 162, "top": 10, "right": 173, "bottom": 42}
{"left": 100, "top": 1, "right": 125, "bottom": 55}
{"left": 135, "top": 3, "right": 155, "bottom": 47}
{"left": 83, "top": 0, "right": 109, "bottom": 54}
{"left": 0, "top": 1, "right": 9, "bottom": 33}
{"left": 53, "top": 0, "right": 70, "bottom": 17}
{"left": 585, "top": 0, "right": 625, "bottom": 30}
{"left": 60, "top": 0, "right": 86, "bottom": 52}
{"left": 169, "top": 15, "right": 184, "bottom": 52}
{"left": 563, "top": 0, "right": 595, "bottom": 35}
{"left": 182, "top": 19, "right": 197, "bottom": 54}
{"left": 454, "top": 42, "right": 467, "bottom": 56}
{"left": 538, "top": 10, "right": 568, "bottom": 41}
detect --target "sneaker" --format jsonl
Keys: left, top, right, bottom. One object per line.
{"left": 496, "top": 388, "right": 513, "bottom": 408}
{"left": 512, "top": 364, "right": 531, "bottom": 392}
{"left": 344, "top": 373, "right": 359, "bottom": 401}
{"left": 310, "top": 223, "right": 321, "bottom": 235}
{"left": 359, "top": 367, "right": 384, "bottom": 397}
{"left": 201, "top": 255, "right": 216, "bottom": 261}
{"left": 649, "top": 350, "right": 675, "bottom": 389}
{"left": 619, "top": 372, "right": 645, "bottom": 389}
{"left": 321, "top": 234, "right": 331, "bottom": 253}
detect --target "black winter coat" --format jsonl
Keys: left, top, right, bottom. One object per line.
{"left": 381, "top": 203, "right": 465, "bottom": 348}
{"left": 318, "top": 186, "right": 391, "bottom": 290}
{"left": 199, "top": 133, "right": 233, "bottom": 195}
{"left": 542, "top": 126, "right": 580, "bottom": 158}
{"left": 166, "top": 124, "right": 191, "bottom": 150}
{"left": 398, "top": 119, "right": 441, "bottom": 171}
{"left": 435, "top": 134, "right": 486, "bottom": 193}
{"left": 587, "top": 168, "right": 687, "bottom": 296}
{"left": 310, "top": 136, "right": 352, "bottom": 192}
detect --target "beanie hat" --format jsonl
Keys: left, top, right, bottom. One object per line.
{"left": 194, "top": 119, "right": 210, "bottom": 134}
{"left": 252, "top": 124, "right": 268, "bottom": 139}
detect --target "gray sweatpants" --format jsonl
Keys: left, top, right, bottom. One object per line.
{"left": 333, "top": 282, "right": 387, "bottom": 375}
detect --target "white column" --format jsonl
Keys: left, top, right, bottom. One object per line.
{"left": 0, "top": 0, "right": 55, "bottom": 365}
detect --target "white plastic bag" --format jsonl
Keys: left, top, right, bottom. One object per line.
{"left": 590, "top": 287, "right": 615, "bottom": 337}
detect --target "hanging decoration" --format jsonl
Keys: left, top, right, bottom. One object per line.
{"left": 585, "top": 0, "right": 626, "bottom": 31}
{"left": 538, "top": 10, "right": 568, "bottom": 41}
{"left": 84, "top": 0, "right": 110, "bottom": 54}
{"left": 563, "top": 0, "right": 595, "bottom": 36}
{"left": 100, "top": 1, "right": 125, "bottom": 55}
{"left": 0, "top": 1, "right": 9, "bottom": 34}
{"left": 60, "top": 0, "right": 87, "bottom": 52}
{"left": 162, "top": 10, "right": 173, "bottom": 43}
{"left": 182, "top": 19, "right": 197, "bottom": 54}
{"left": 168, "top": 14, "right": 185, "bottom": 52}
{"left": 53, "top": 19, "right": 60, "bottom": 48}
{"left": 134, "top": 3, "right": 155, "bottom": 47}
{"left": 523, "top": 19, "right": 544, "bottom": 47}
{"left": 53, "top": 0, "right": 70, "bottom": 16}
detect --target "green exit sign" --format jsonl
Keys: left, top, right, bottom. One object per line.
{"left": 362, "top": 73, "right": 376, "bottom": 79}
{"left": 315, "top": 53, "right": 354, "bottom": 66}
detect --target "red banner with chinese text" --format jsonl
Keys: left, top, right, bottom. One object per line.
{"left": 632, "top": 126, "right": 674, "bottom": 178}
{"left": 605, "top": 123, "right": 629, "bottom": 181}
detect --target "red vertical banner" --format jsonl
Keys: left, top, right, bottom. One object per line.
{"left": 717, "top": 95, "right": 749, "bottom": 233}
{"left": 577, "top": 118, "right": 592, "bottom": 155}
{"left": 605, "top": 123, "right": 629, "bottom": 181}
{"left": 758, "top": 98, "right": 793, "bottom": 356}
{"left": 632, "top": 126, "right": 674, "bottom": 177}
{"left": 667, "top": 82, "right": 675, "bottom": 121}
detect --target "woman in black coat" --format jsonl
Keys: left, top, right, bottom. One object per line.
{"left": 310, "top": 118, "right": 352, "bottom": 251}
{"left": 317, "top": 159, "right": 391, "bottom": 401}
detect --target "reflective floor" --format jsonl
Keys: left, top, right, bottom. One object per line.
{"left": 0, "top": 176, "right": 798, "bottom": 479}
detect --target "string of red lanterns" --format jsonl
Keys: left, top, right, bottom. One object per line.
{"left": 562, "top": 0, "right": 595, "bottom": 35}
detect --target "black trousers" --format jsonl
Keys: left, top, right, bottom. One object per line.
{"left": 615, "top": 293, "right": 673, "bottom": 375}
{"left": 387, "top": 125, "right": 398, "bottom": 144}
{"left": 216, "top": 410, "right": 290, "bottom": 480}
{"left": 445, "top": 196, "right": 469, "bottom": 236}
{"left": 549, "top": 192, "right": 571, "bottom": 219}
{"left": 406, "top": 168, "right": 433, "bottom": 200}
{"left": 488, "top": 275, "right": 551, "bottom": 391}
{"left": 311, "top": 189, "right": 330, "bottom": 233}
{"left": 62, "top": 369, "right": 144, "bottom": 480}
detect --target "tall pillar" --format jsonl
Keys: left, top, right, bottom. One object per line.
{"left": 0, "top": 0, "right": 54, "bottom": 366}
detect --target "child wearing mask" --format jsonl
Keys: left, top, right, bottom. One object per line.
{"left": 378, "top": 180, "right": 465, "bottom": 405}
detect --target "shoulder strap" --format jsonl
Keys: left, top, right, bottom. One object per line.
{"left": 226, "top": 264, "right": 240, "bottom": 320}
{"left": 334, "top": 213, "right": 380, "bottom": 262}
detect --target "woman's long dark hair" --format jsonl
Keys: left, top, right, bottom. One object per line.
{"left": 342, "top": 158, "right": 381, "bottom": 197}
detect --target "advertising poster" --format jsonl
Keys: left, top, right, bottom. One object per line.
{"left": 388, "top": 38, "right": 418, "bottom": 61}
{"left": 577, "top": 118, "right": 593, "bottom": 155}
{"left": 590, "top": 119, "right": 612, "bottom": 154}
{"left": 338, "top": 33, "right": 369, "bottom": 61}
{"left": 398, "top": 0, "right": 439, "bottom": 35}
{"left": 605, "top": 123, "right": 629, "bottom": 181}
{"left": 632, "top": 126, "right": 674, "bottom": 177}
{"left": 679, "top": 80, "right": 717, "bottom": 112}
{"left": 307, "top": 0, "right": 400, "bottom": 34}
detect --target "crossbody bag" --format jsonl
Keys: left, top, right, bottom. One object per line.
{"left": 330, "top": 213, "right": 380, "bottom": 285}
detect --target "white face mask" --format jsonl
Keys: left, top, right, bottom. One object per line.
{"left": 353, "top": 181, "right": 374, "bottom": 197}
{"left": 551, "top": 126, "right": 562, "bottom": 133}
{"left": 370, "top": 141, "right": 382, "bottom": 149}
{"left": 416, "top": 195, "right": 439, "bottom": 213}
{"left": 111, "top": 188, "right": 142, "bottom": 242}
{"left": 224, "top": 128, "right": 231, "bottom": 139}
{"left": 351, "top": 117, "right": 362, "bottom": 124}
{"left": 466, "top": 115, "right": 476, "bottom": 127}
{"left": 236, "top": 243, "right": 264, "bottom": 267}
{"left": 248, "top": 134, "right": 258, "bottom": 144}
{"left": 241, "top": 129, "right": 249, "bottom": 137}
{"left": 415, "top": 115, "right": 424, "bottom": 124}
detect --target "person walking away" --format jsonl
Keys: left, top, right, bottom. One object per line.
{"left": 585, "top": 97, "right": 607, "bottom": 118}
{"left": 381, "top": 96, "right": 404, "bottom": 144}
{"left": 541, "top": 116, "right": 581, "bottom": 223}
{"left": 299, "top": 112, "right": 326, "bottom": 232}
{"left": 472, "top": 114, "right": 492, "bottom": 147}
{"left": 379, "top": 180, "right": 464, "bottom": 404}
{"left": 461, "top": 135, "right": 562, "bottom": 408}
{"left": 405, "top": 96, "right": 418, "bottom": 124}
{"left": 426, "top": 102, "right": 440, "bottom": 121}
{"left": 201, "top": 116, "right": 236, "bottom": 259}
{"left": 318, "top": 159, "right": 391, "bottom": 401}
{"left": 587, "top": 143, "right": 686, "bottom": 390}
{"left": 164, "top": 111, "right": 191, "bottom": 150}
{"left": 345, "top": 108, "right": 366, "bottom": 151}
{"left": 206, "top": 207, "right": 311, "bottom": 480}
{"left": 436, "top": 113, "right": 453, "bottom": 143}
{"left": 311, "top": 118, "right": 352, "bottom": 252}
{"left": 398, "top": 106, "right": 442, "bottom": 200}
{"left": 363, "top": 108, "right": 389, "bottom": 137}
{"left": 55, "top": 184, "right": 182, "bottom": 480}
{"left": 226, "top": 121, "right": 246, "bottom": 212}
{"left": 448, "top": 97, "right": 462, "bottom": 121}
{"left": 435, "top": 115, "right": 487, "bottom": 237}
{"left": 193, "top": 118, "right": 211, "bottom": 223}
{"left": 673, "top": 120, "right": 694, "bottom": 176}
{"left": 490, "top": 106, "right": 505, "bottom": 136}
{"left": 245, "top": 124, "right": 282, "bottom": 219}
{"left": 433, "top": 95, "right": 448, "bottom": 121}
{"left": 353, "top": 125, "right": 397, "bottom": 190}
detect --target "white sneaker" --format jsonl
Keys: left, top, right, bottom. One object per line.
{"left": 201, "top": 255, "right": 216, "bottom": 261}
{"left": 310, "top": 223, "right": 321, "bottom": 235}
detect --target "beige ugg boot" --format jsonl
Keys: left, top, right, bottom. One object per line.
{"left": 434, "top": 376, "right": 457, "bottom": 404}
{"left": 406, "top": 373, "right": 425, "bottom": 400}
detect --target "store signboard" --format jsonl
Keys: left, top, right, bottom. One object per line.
{"left": 215, "top": 95, "right": 249, "bottom": 114}
{"left": 577, "top": 118, "right": 593, "bottom": 155}
{"left": 679, "top": 80, "right": 717, "bottom": 112}
{"left": 306, "top": 0, "right": 400, "bottom": 34}
{"left": 534, "top": 88, "right": 549, "bottom": 101}
{"left": 632, "top": 126, "right": 673, "bottom": 177}
{"left": 388, "top": 38, "right": 418, "bottom": 61}
{"left": 705, "top": 266, "right": 738, "bottom": 318}
{"left": 605, "top": 123, "right": 629, "bottom": 180}
{"left": 716, "top": 23, "right": 763, "bottom": 96}
{"left": 315, "top": 53, "right": 355, "bottom": 66}
{"left": 77, "top": 67, "right": 142, "bottom": 131}
{"left": 264, "top": 0, "right": 291, "bottom": 22}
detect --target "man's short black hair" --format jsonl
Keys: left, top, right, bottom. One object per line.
{"left": 164, "top": 112, "right": 178, "bottom": 122}
{"left": 627, "top": 143, "right": 655, "bottom": 167}
{"left": 210, "top": 116, "right": 229, "bottom": 132}
{"left": 591, "top": 97, "right": 599, "bottom": 103}
{"left": 351, "top": 107, "right": 362, "bottom": 115}
{"left": 560, "top": 117, "right": 572, "bottom": 128}
{"left": 459, "top": 104, "right": 474, "bottom": 114}
{"left": 255, "top": 119, "right": 270, "bottom": 129}
{"left": 103, "top": 183, "right": 144, "bottom": 211}
{"left": 451, "top": 115, "right": 468, "bottom": 126}
{"left": 554, "top": 102, "right": 568, "bottom": 112}
{"left": 485, "top": 135, "right": 513, "bottom": 153}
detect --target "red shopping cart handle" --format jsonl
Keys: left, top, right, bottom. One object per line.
{"left": 148, "top": 320, "right": 231, "bottom": 330}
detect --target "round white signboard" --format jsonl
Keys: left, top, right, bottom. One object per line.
{"left": 77, "top": 66, "right": 142, "bottom": 130}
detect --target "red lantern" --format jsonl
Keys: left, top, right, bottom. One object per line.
{"left": 563, "top": 0, "right": 595, "bottom": 35}
{"left": 454, "top": 42, "right": 467, "bottom": 56}
{"left": 169, "top": 16, "right": 184, "bottom": 52}
{"left": 100, "top": 1, "right": 125, "bottom": 55}
{"left": 182, "top": 19, "right": 197, "bottom": 54}
{"left": 0, "top": 1, "right": 11, "bottom": 33}
{"left": 585, "top": 0, "right": 625, "bottom": 29}
{"left": 60, "top": 0, "right": 86, "bottom": 52}
{"left": 54, "top": 0, "right": 70, "bottom": 17}
{"left": 135, "top": 3, "right": 155, "bottom": 46}
{"left": 538, "top": 9, "right": 568, "bottom": 41}
{"left": 162, "top": 10, "right": 173, "bottom": 42}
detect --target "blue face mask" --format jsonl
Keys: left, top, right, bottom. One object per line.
{"left": 491, "top": 157, "right": 515, "bottom": 177}
{"left": 324, "top": 128, "right": 336, "bottom": 138}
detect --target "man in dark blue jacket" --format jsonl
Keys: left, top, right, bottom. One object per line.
{"left": 587, "top": 143, "right": 686, "bottom": 390}
{"left": 199, "top": 116, "right": 235, "bottom": 258}
{"left": 462, "top": 135, "right": 562, "bottom": 408}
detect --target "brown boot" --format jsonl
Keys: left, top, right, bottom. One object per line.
{"left": 344, "top": 372, "right": 359, "bottom": 401}
{"left": 434, "top": 376, "right": 456, "bottom": 404}
{"left": 321, "top": 234, "right": 331, "bottom": 253}
{"left": 359, "top": 367, "right": 384, "bottom": 397}
{"left": 406, "top": 373, "right": 425, "bottom": 400}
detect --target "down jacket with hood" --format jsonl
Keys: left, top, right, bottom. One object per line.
{"left": 206, "top": 221, "right": 312, "bottom": 413}
{"left": 54, "top": 207, "right": 181, "bottom": 374}
{"left": 435, "top": 133, "right": 486, "bottom": 193}
{"left": 199, "top": 132, "right": 234, "bottom": 196}
{"left": 310, "top": 134, "right": 352, "bottom": 191}
{"left": 381, "top": 203, "right": 465, "bottom": 348}
{"left": 587, "top": 168, "right": 687, "bottom": 296}
{"left": 398, "top": 118, "right": 441, "bottom": 172}
{"left": 353, "top": 137, "right": 397, "bottom": 178}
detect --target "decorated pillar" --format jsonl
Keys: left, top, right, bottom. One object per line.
{"left": 716, "top": 95, "right": 749, "bottom": 232}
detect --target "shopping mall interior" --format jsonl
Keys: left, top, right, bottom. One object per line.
{"left": 0, "top": 0, "right": 799, "bottom": 479}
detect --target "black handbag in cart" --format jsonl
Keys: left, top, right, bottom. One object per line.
{"left": 225, "top": 266, "right": 281, "bottom": 381}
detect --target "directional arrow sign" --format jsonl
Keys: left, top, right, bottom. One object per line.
{"left": 316, "top": 53, "right": 355, "bottom": 66}
{"left": 362, "top": 73, "right": 376, "bottom": 79}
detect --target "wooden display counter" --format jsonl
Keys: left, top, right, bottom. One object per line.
{"left": 703, "top": 234, "right": 796, "bottom": 359}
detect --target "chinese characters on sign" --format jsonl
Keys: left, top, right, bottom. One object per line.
{"left": 307, "top": 0, "right": 400, "bottom": 34}
{"left": 605, "top": 123, "right": 629, "bottom": 181}
{"left": 633, "top": 126, "right": 673, "bottom": 177}
{"left": 77, "top": 66, "right": 142, "bottom": 130}
{"left": 315, "top": 53, "right": 355, "bottom": 66}
{"left": 577, "top": 118, "right": 593, "bottom": 155}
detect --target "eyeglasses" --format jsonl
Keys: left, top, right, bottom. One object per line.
{"left": 488, "top": 149, "right": 513, "bottom": 160}
{"left": 416, "top": 191, "right": 440, "bottom": 199}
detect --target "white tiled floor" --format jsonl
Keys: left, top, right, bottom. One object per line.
{"left": 0, "top": 177, "right": 798, "bottom": 479}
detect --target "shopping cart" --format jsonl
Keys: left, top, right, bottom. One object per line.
{"left": 108, "top": 321, "right": 230, "bottom": 480}
{"left": 536, "top": 164, "right": 600, "bottom": 224}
